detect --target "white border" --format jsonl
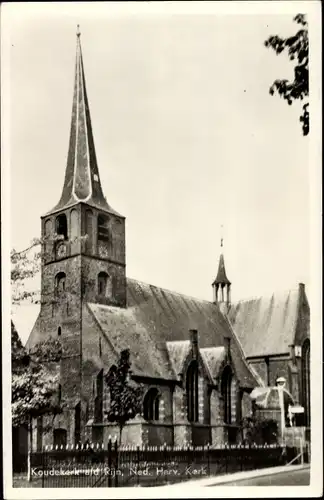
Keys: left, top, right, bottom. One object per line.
{"left": 1, "top": 1, "right": 322, "bottom": 498}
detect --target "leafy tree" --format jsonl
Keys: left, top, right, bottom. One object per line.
{"left": 105, "top": 349, "right": 144, "bottom": 445}
{"left": 265, "top": 14, "right": 309, "bottom": 135}
{"left": 241, "top": 416, "right": 278, "bottom": 445}
{"left": 11, "top": 322, "right": 63, "bottom": 452}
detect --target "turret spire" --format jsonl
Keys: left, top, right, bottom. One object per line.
{"left": 212, "top": 233, "right": 231, "bottom": 308}
{"left": 48, "top": 28, "right": 119, "bottom": 215}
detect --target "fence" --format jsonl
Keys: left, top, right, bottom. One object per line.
{"left": 28, "top": 440, "right": 309, "bottom": 488}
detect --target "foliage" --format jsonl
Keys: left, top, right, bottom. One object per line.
{"left": 11, "top": 322, "right": 63, "bottom": 428}
{"left": 11, "top": 235, "right": 88, "bottom": 305}
{"left": 105, "top": 349, "right": 144, "bottom": 443}
{"left": 11, "top": 238, "right": 42, "bottom": 305}
{"left": 241, "top": 416, "right": 279, "bottom": 445}
{"left": 264, "top": 14, "right": 309, "bottom": 135}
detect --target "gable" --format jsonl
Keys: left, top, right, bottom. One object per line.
{"left": 228, "top": 288, "right": 300, "bottom": 358}
{"left": 88, "top": 278, "right": 258, "bottom": 388}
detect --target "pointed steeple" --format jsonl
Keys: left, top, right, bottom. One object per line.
{"left": 213, "top": 254, "right": 231, "bottom": 286}
{"left": 212, "top": 236, "right": 231, "bottom": 307}
{"left": 48, "top": 27, "right": 119, "bottom": 215}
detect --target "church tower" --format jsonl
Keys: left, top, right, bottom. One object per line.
{"left": 37, "top": 28, "right": 126, "bottom": 416}
{"left": 212, "top": 239, "right": 231, "bottom": 314}
{"left": 40, "top": 28, "right": 126, "bottom": 313}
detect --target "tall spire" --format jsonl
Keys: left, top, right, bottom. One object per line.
{"left": 48, "top": 27, "right": 119, "bottom": 215}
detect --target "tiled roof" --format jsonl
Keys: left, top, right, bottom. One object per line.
{"left": 88, "top": 278, "right": 258, "bottom": 388}
{"left": 228, "top": 288, "right": 300, "bottom": 357}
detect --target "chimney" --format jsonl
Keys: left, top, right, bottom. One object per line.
{"left": 189, "top": 329, "right": 198, "bottom": 358}
{"left": 224, "top": 336, "right": 231, "bottom": 359}
{"left": 289, "top": 344, "right": 296, "bottom": 364}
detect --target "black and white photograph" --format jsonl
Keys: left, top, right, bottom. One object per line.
{"left": 1, "top": 1, "right": 322, "bottom": 497}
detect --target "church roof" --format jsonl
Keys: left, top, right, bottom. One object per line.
{"left": 228, "top": 287, "right": 301, "bottom": 358}
{"left": 46, "top": 28, "right": 121, "bottom": 217}
{"left": 87, "top": 278, "right": 257, "bottom": 388}
{"left": 212, "top": 254, "right": 231, "bottom": 286}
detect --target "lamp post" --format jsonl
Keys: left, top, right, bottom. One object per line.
{"left": 276, "top": 377, "right": 286, "bottom": 443}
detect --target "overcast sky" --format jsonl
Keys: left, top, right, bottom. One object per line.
{"left": 3, "top": 2, "right": 316, "bottom": 341}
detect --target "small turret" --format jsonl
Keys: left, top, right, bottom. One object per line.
{"left": 212, "top": 237, "right": 231, "bottom": 314}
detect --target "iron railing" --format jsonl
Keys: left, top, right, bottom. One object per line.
{"left": 27, "top": 440, "right": 309, "bottom": 488}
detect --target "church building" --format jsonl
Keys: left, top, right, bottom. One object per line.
{"left": 24, "top": 30, "right": 310, "bottom": 450}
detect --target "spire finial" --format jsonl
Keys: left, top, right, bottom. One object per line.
{"left": 220, "top": 224, "right": 224, "bottom": 248}
{"left": 76, "top": 24, "right": 81, "bottom": 38}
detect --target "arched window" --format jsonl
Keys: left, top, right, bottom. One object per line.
{"left": 58, "top": 327, "right": 62, "bottom": 337}
{"left": 143, "top": 388, "right": 160, "bottom": 421}
{"left": 301, "top": 339, "right": 310, "bottom": 426}
{"left": 98, "top": 214, "right": 110, "bottom": 242}
{"left": 55, "top": 272, "right": 66, "bottom": 294}
{"left": 44, "top": 219, "right": 52, "bottom": 236}
{"left": 98, "top": 272, "right": 112, "bottom": 297}
{"left": 74, "top": 402, "right": 81, "bottom": 446}
{"left": 58, "top": 384, "right": 62, "bottom": 404}
{"left": 186, "top": 361, "right": 199, "bottom": 423}
{"left": 221, "top": 365, "right": 232, "bottom": 424}
{"left": 44, "top": 219, "right": 53, "bottom": 260}
{"left": 36, "top": 417, "right": 43, "bottom": 452}
{"left": 85, "top": 209, "right": 93, "bottom": 253}
{"left": 53, "top": 428, "right": 67, "bottom": 448}
{"left": 70, "top": 209, "right": 79, "bottom": 253}
{"left": 94, "top": 370, "right": 103, "bottom": 423}
{"left": 56, "top": 214, "right": 68, "bottom": 240}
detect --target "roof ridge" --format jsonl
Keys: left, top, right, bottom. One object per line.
{"left": 232, "top": 287, "right": 300, "bottom": 305}
{"left": 127, "top": 277, "right": 214, "bottom": 306}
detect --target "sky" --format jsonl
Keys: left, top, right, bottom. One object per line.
{"left": 3, "top": 2, "right": 316, "bottom": 342}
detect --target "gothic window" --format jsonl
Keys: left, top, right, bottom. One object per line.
{"left": 97, "top": 272, "right": 112, "bottom": 297}
{"left": 186, "top": 361, "right": 199, "bottom": 423}
{"left": 301, "top": 339, "right": 310, "bottom": 426}
{"left": 74, "top": 402, "right": 81, "bottom": 446}
{"left": 58, "top": 384, "right": 62, "bottom": 405}
{"left": 53, "top": 428, "right": 67, "bottom": 448}
{"left": 56, "top": 214, "right": 68, "bottom": 240}
{"left": 103, "top": 376, "right": 110, "bottom": 418}
{"left": 58, "top": 327, "right": 62, "bottom": 337}
{"left": 94, "top": 370, "right": 103, "bottom": 423}
{"left": 98, "top": 214, "right": 110, "bottom": 242}
{"left": 143, "top": 388, "right": 160, "bottom": 421}
{"left": 55, "top": 272, "right": 66, "bottom": 294}
{"left": 221, "top": 365, "right": 232, "bottom": 424}
{"left": 36, "top": 417, "right": 43, "bottom": 452}
{"left": 70, "top": 209, "right": 79, "bottom": 253}
{"left": 85, "top": 209, "right": 93, "bottom": 253}
{"left": 44, "top": 219, "right": 52, "bottom": 236}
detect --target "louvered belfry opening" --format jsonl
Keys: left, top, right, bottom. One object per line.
{"left": 98, "top": 214, "right": 110, "bottom": 243}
